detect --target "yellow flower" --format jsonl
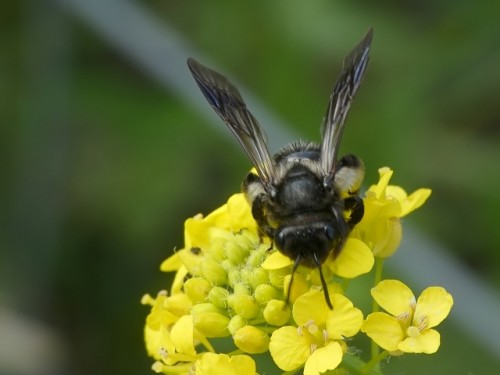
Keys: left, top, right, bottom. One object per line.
{"left": 269, "top": 289, "right": 363, "bottom": 374}
{"left": 352, "top": 167, "right": 431, "bottom": 257}
{"left": 143, "top": 168, "right": 446, "bottom": 373}
{"left": 361, "top": 279, "right": 453, "bottom": 354}
{"left": 194, "top": 352, "right": 256, "bottom": 375}
{"left": 142, "top": 292, "right": 203, "bottom": 374}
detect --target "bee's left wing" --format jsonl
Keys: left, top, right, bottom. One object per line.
{"left": 188, "top": 58, "right": 275, "bottom": 188}
{"left": 320, "top": 28, "right": 373, "bottom": 176}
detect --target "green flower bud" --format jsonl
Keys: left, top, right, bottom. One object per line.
{"left": 254, "top": 284, "right": 279, "bottom": 305}
{"left": 200, "top": 258, "right": 227, "bottom": 285}
{"left": 191, "top": 302, "right": 225, "bottom": 316}
{"left": 268, "top": 268, "right": 290, "bottom": 289}
{"left": 208, "top": 286, "right": 229, "bottom": 309}
{"left": 233, "top": 282, "right": 251, "bottom": 296}
{"left": 232, "top": 294, "right": 260, "bottom": 320}
{"left": 220, "top": 259, "right": 235, "bottom": 272}
{"left": 227, "top": 268, "right": 241, "bottom": 288}
{"left": 193, "top": 311, "right": 230, "bottom": 338}
{"left": 247, "top": 267, "right": 269, "bottom": 289}
{"left": 224, "top": 241, "right": 250, "bottom": 264}
{"left": 263, "top": 299, "right": 291, "bottom": 326}
{"left": 246, "top": 246, "right": 267, "bottom": 267}
{"left": 233, "top": 326, "right": 269, "bottom": 354}
{"left": 183, "top": 277, "right": 211, "bottom": 304}
{"left": 238, "top": 267, "right": 252, "bottom": 284}
{"left": 228, "top": 315, "right": 247, "bottom": 335}
{"left": 209, "top": 241, "right": 226, "bottom": 262}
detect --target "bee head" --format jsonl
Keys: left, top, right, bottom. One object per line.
{"left": 274, "top": 222, "right": 343, "bottom": 268}
{"left": 275, "top": 218, "right": 349, "bottom": 310}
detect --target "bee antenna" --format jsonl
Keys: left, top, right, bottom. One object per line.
{"left": 285, "top": 254, "right": 302, "bottom": 308}
{"left": 313, "top": 252, "right": 333, "bottom": 310}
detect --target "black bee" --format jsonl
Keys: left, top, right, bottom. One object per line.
{"left": 187, "top": 28, "right": 373, "bottom": 309}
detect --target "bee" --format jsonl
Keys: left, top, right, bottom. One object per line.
{"left": 187, "top": 28, "right": 373, "bottom": 309}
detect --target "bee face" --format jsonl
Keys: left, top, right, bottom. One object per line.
{"left": 187, "top": 28, "right": 373, "bottom": 309}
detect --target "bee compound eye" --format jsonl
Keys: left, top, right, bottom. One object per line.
{"left": 324, "top": 224, "right": 336, "bottom": 241}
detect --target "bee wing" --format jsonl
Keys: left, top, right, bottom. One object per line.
{"left": 188, "top": 58, "right": 275, "bottom": 187}
{"left": 320, "top": 28, "right": 373, "bottom": 176}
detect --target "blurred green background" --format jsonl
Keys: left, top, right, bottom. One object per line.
{"left": 1, "top": 0, "right": 500, "bottom": 374}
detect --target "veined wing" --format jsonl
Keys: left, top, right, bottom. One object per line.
{"left": 320, "top": 28, "right": 373, "bottom": 176}
{"left": 188, "top": 58, "right": 275, "bottom": 187}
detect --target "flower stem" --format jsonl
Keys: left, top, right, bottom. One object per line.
{"left": 370, "top": 257, "right": 385, "bottom": 368}
{"left": 373, "top": 257, "right": 384, "bottom": 300}
{"left": 361, "top": 350, "right": 389, "bottom": 374}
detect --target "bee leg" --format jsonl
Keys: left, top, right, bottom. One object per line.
{"left": 344, "top": 196, "right": 364, "bottom": 227}
{"left": 251, "top": 195, "right": 276, "bottom": 241}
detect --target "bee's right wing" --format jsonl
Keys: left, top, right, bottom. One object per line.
{"left": 187, "top": 58, "right": 275, "bottom": 188}
{"left": 320, "top": 28, "right": 373, "bottom": 176}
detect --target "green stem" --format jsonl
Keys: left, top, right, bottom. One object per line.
{"left": 370, "top": 257, "right": 385, "bottom": 367}
{"left": 361, "top": 350, "right": 389, "bottom": 375}
{"left": 373, "top": 257, "right": 384, "bottom": 296}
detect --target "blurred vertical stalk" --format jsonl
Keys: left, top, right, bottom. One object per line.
{"left": 8, "top": 0, "right": 72, "bottom": 320}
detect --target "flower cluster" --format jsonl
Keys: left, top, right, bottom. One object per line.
{"left": 142, "top": 167, "right": 453, "bottom": 374}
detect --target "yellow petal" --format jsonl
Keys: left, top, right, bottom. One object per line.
{"left": 304, "top": 341, "right": 343, "bottom": 375}
{"left": 325, "top": 294, "right": 363, "bottom": 339}
{"left": 398, "top": 328, "right": 440, "bottom": 354}
{"left": 362, "top": 193, "right": 401, "bottom": 223}
{"left": 177, "top": 247, "right": 204, "bottom": 275}
{"left": 269, "top": 326, "right": 310, "bottom": 371}
{"left": 160, "top": 252, "right": 182, "bottom": 272}
{"left": 293, "top": 289, "right": 329, "bottom": 327}
{"left": 184, "top": 216, "right": 212, "bottom": 250}
{"left": 369, "top": 167, "right": 393, "bottom": 199}
{"left": 261, "top": 251, "right": 293, "bottom": 270}
{"left": 170, "top": 265, "right": 189, "bottom": 294}
{"left": 385, "top": 185, "right": 408, "bottom": 203}
{"left": 328, "top": 238, "right": 374, "bottom": 278}
{"left": 195, "top": 352, "right": 256, "bottom": 375}
{"left": 371, "top": 279, "right": 415, "bottom": 318}
{"left": 361, "top": 312, "right": 404, "bottom": 352}
{"left": 414, "top": 287, "right": 453, "bottom": 328}
{"left": 226, "top": 193, "right": 257, "bottom": 232}
{"left": 144, "top": 325, "right": 163, "bottom": 359}
{"left": 284, "top": 272, "right": 310, "bottom": 305}
{"left": 400, "top": 188, "right": 432, "bottom": 217}
{"left": 371, "top": 218, "right": 402, "bottom": 258}
{"left": 170, "top": 315, "right": 196, "bottom": 355}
